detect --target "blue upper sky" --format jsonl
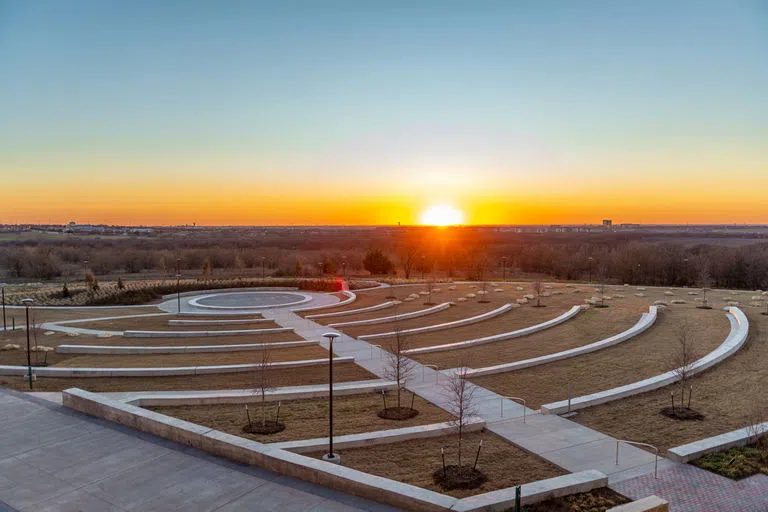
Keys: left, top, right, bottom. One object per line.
{"left": 1, "top": 1, "right": 767, "bottom": 224}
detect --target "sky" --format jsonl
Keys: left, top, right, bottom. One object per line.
{"left": 1, "top": 0, "right": 767, "bottom": 226}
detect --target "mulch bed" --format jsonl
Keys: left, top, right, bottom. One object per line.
{"left": 660, "top": 406, "right": 705, "bottom": 421}
{"left": 243, "top": 420, "right": 286, "bottom": 435}
{"left": 432, "top": 465, "right": 487, "bottom": 490}
{"left": 378, "top": 407, "right": 419, "bottom": 420}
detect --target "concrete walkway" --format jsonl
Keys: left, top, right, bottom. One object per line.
{"left": 263, "top": 309, "right": 670, "bottom": 484}
{"left": 0, "top": 389, "right": 397, "bottom": 512}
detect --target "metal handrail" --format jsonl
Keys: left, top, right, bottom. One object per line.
{"left": 422, "top": 364, "right": 439, "bottom": 383}
{"left": 500, "top": 396, "right": 526, "bottom": 423}
{"left": 616, "top": 439, "right": 659, "bottom": 478}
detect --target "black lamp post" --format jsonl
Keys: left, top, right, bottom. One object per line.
{"left": 261, "top": 257, "right": 266, "bottom": 279}
{"left": 322, "top": 332, "right": 340, "bottom": 463}
{"left": 22, "top": 298, "right": 33, "bottom": 390}
{"left": 501, "top": 257, "right": 508, "bottom": 282}
{"left": 683, "top": 258, "right": 689, "bottom": 287}
{"left": 176, "top": 258, "right": 182, "bottom": 313}
{"left": 587, "top": 257, "right": 594, "bottom": 284}
{"left": 342, "top": 260, "right": 347, "bottom": 278}
{"left": 1, "top": 284, "right": 6, "bottom": 331}
{"left": 83, "top": 260, "right": 89, "bottom": 281}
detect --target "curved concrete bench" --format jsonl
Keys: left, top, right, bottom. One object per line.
{"left": 290, "top": 290, "right": 357, "bottom": 312}
{"left": 667, "top": 420, "right": 768, "bottom": 463}
{"left": 109, "top": 379, "right": 397, "bottom": 406}
{"left": 403, "top": 306, "right": 582, "bottom": 356}
{"left": 168, "top": 318, "right": 271, "bottom": 326}
{"left": 271, "top": 417, "right": 486, "bottom": 454}
{"left": 541, "top": 307, "right": 749, "bottom": 415}
{"left": 123, "top": 327, "right": 293, "bottom": 338}
{"left": 328, "top": 302, "right": 452, "bottom": 328}
{"left": 359, "top": 303, "right": 514, "bottom": 341}
{"left": 56, "top": 339, "right": 315, "bottom": 355}
{"left": 465, "top": 306, "right": 658, "bottom": 378}
{"left": 0, "top": 356, "right": 354, "bottom": 378}
{"left": 306, "top": 301, "right": 397, "bottom": 319}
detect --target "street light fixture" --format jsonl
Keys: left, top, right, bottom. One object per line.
{"left": 1, "top": 283, "right": 6, "bottom": 332}
{"left": 21, "top": 298, "right": 33, "bottom": 390}
{"left": 318, "top": 261, "right": 324, "bottom": 278}
{"left": 322, "top": 332, "right": 341, "bottom": 464}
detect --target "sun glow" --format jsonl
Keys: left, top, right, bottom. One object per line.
{"left": 420, "top": 204, "right": 465, "bottom": 226}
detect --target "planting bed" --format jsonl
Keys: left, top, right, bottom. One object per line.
{"left": 575, "top": 309, "right": 768, "bottom": 453}
{"left": 307, "top": 431, "right": 565, "bottom": 498}
{"left": 149, "top": 392, "right": 453, "bottom": 443}
{"left": 471, "top": 306, "right": 730, "bottom": 408}
{"left": 0, "top": 362, "right": 377, "bottom": 392}
{"left": 413, "top": 301, "right": 646, "bottom": 369}
{"left": 522, "top": 487, "right": 630, "bottom": 511}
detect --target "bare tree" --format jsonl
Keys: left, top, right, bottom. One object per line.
{"left": 444, "top": 365, "right": 478, "bottom": 467}
{"left": 383, "top": 328, "right": 416, "bottom": 410}
{"left": 531, "top": 281, "right": 543, "bottom": 307}
{"left": 698, "top": 266, "right": 713, "bottom": 309}
{"left": 255, "top": 345, "right": 276, "bottom": 426}
{"left": 398, "top": 242, "right": 420, "bottom": 279}
{"left": 671, "top": 322, "right": 698, "bottom": 411}
{"left": 745, "top": 406, "right": 768, "bottom": 450}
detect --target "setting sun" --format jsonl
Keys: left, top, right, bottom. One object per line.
{"left": 420, "top": 205, "right": 465, "bottom": 226}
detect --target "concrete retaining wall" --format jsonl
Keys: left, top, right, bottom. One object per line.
{"left": 329, "top": 302, "right": 452, "bottom": 328}
{"left": 161, "top": 287, "right": 299, "bottom": 300}
{"left": 359, "top": 303, "right": 514, "bottom": 341}
{"left": 542, "top": 307, "right": 749, "bottom": 415}
{"left": 112, "top": 379, "right": 397, "bottom": 406}
{"left": 306, "top": 301, "right": 397, "bottom": 319}
{"left": 403, "top": 306, "right": 582, "bottom": 356}
{"left": 61, "top": 388, "right": 609, "bottom": 511}
{"left": 56, "top": 339, "right": 315, "bottom": 355}
{"left": 272, "top": 417, "right": 486, "bottom": 454}
{"left": 123, "top": 326, "right": 293, "bottom": 338}
{"left": 466, "top": 307, "right": 657, "bottom": 378}
{"left": 667, "top": 421, "right": 768, "bottom": 463}
{"left": 0, "top": 356, "right": 353, "bottom": 378}
{"left": 291, "top": 291, "right": 357, "bottom": 312}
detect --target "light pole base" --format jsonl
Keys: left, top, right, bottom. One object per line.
{"left": 322, "top": 453, "right": 341, "bottom": 464}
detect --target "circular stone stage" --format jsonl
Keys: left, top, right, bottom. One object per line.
{"left": 188, "top": 291, "right": 313, "bottom": 310}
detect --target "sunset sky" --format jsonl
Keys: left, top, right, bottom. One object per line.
{"left": 1, "top": 1, "right": 767, "bottom": 226}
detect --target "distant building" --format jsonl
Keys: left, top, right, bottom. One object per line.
{"left": 602, "top": 219, "right": 613, "bottom": 229}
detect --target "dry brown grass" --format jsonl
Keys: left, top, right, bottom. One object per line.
{"left": 307, "top": 431, "right": 565, "bottom": 498}
{"left": 2, "top": 306, "right": 162, "bottom": 324}
{"left": 55, "top": 331, "right": 301, "bottom": 347}
{"left": 0, "top": 362, "right": 377, "bottom": 392}
{"left": 414, "top": 301, "right": 646, "bottom": 369}
{"left": 471, "top": 306, "right": 731, "bottom": 408}
{"left": 575, "top": 309, "right": 768, "bottom": 453}
{"left": 149, "top": 392, "right": 453, "bottom": 444}
{"left": 52, "top": 345, "right": 332, "bottom": 368}
{"left": 71, "top": 316, "right": 279, "bottom": 332}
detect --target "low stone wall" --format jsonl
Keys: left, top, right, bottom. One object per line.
{"left": 0, "top": 356, "right": 353, "bottom": 378}
{"left": 272, "top": 417, "right": 485, "bottom": 454}
{"left": 667, "top": 421, "right": 768, "bottom": 463}
{"left": 359, "top": 303, "right": 514, "bottom": 341}
{"left": 306, "top": 301, "right": 396, "bottom": 319}
{"left": 56, "top": 339, "right": 315, "bottom": 355}
{"left": 403, "top": 306, "right": 582, "bottom": 356}
{"left": 123, "top": 326, "right": 293, "bottom": 338}
{"left": 328, "top": 302, "right": 451, "bottom": 328}
{"left": 62, "top": 388, "right": 609, "bottom": 512}
{"left": 608, "top": 496, "right": 669, "bottom": 512}
{"left": 542, "top": 307, "right": 749, "bottom": 415}
{"left": 466, "top": 307, "right": 657, "bottom": 378}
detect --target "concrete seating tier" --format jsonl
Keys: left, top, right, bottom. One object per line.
{"left": 328, "top": 302, "right": 451, "bottom": 328}
{"left": 465, "top": 306, "right": 658, "bottom": 378}
{"left": 108, "top": 379, "right": 397, "bottom": 406}
{"left": 359, "top": 303, "right": 514, "bottom": 341}
{"left": 167, "top": 318, "right": 272, "bottom": 326}
{"left": 0, "top": 356, "right": 354, "bottom": 378}
{"left": 55, "top": 339, "right": 315, "bottom": 355}
{"left": 123, "top": 327, "right": 293, "bottom": 338}
{"left": 403, "top": 305, "right": 582, "bottom": 355}
{"left": 271, "top": 417, "right": 486, "bottom": 454}
{"left": 306, "top": 301, "right": 397, "bottom": 319}
{"left": 541, "top": 307, "right": 749, "bottom": 414}
{"left": 290, "top": 290, "right": 356, "bottom": 312}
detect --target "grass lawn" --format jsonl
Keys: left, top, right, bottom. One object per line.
{"left": 574, "top": 309, "right": 768, "bottom": 453}
{"left": 149, "top": 391, "right": 453, "bottom": 443}
{"left": 3, "top": 306, "right": 162, "bottom": 325}
{"left": 471, "top": 305, "right": 730, "bottom": 408}
{"left": 307, "top": 430, "right": 565, "bottom": 498}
